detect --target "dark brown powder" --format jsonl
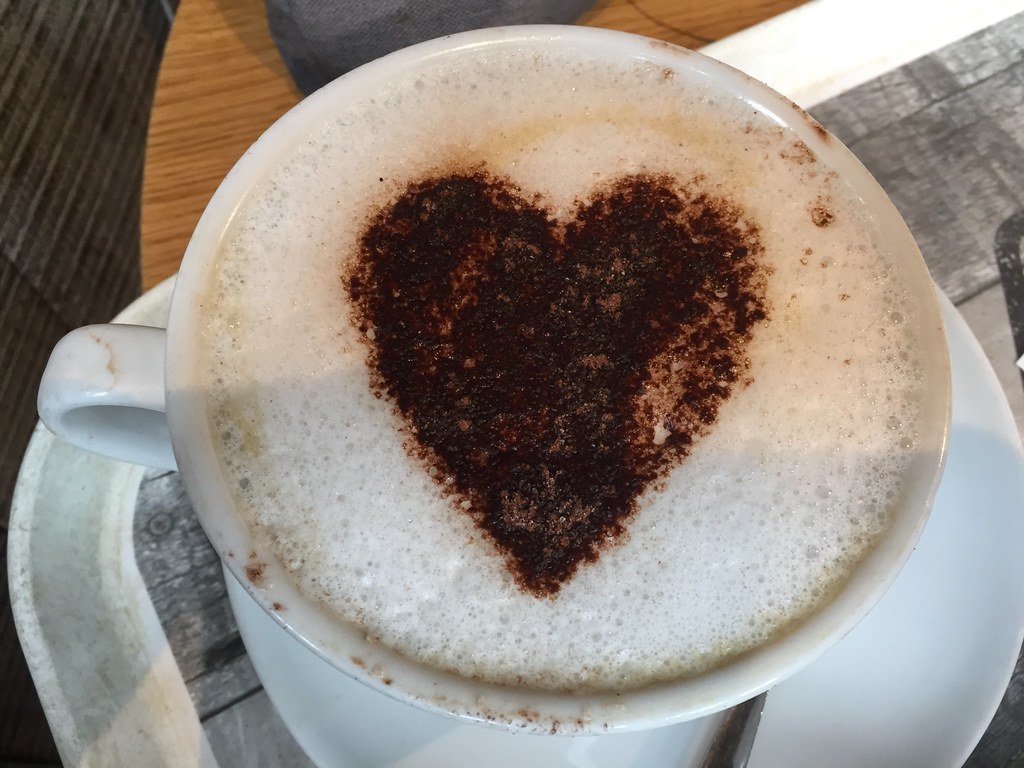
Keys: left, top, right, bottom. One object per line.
{"left": 811, "top": 195, "right": 835, "bottom": 227}
{"left": 346, "top": 172, "right": 769, "bottom": 595}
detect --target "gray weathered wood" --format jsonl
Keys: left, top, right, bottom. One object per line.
{"left": 134, "top": 470, "right": 261, "bottom": 720}
{"left": 812, "top": 12, "right": 1024, "bottom": 307}
{"left": 203, "top": 691, "right": 316, "bottom": 768}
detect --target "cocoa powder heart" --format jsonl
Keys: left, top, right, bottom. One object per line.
{"left": 345, "top": 172, "right": 769, "bottom": 596}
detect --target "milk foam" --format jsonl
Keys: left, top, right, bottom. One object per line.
{"left": 198, "top": 46, "right": 929, "bottom": 691}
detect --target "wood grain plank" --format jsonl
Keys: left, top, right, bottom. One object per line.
{"left": 580, "top": 0, "right": 807, "bottom": 46}
{"left": 203, "top": 690, "right": 316, "bottom": 768}
{"left": 134, "top": 470, "right": 262, "bottom": 718}
{"left": 141, "top": 0, "right": 302, "bottom": 289}
{"left": 189, "top": 652, "right": 263, "bottom": 722}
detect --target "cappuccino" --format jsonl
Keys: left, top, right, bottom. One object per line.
{"left": 196, "top": 42, "right": 931, "bottom": 693}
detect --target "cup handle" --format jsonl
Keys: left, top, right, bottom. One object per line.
{"left": 37, "top": 324, "right": 177, "bottom": 470}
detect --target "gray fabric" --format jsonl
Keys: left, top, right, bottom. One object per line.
{"left": 265, "top": 0, "right": 595, "bottom": 94}
{"left": 0, "top": 0, "right": 168, "bottom": 519}
{"left": 0, "top": 3, "right": 172, "bottom": 764}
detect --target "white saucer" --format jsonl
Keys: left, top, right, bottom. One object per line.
{"left": 749, "top": 293, "right": 1024, "bottom": 766}
{"left": 10, "top": 279, "right": 1024, "bottom": 767}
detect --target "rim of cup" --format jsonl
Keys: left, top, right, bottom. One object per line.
{"left": 164, "top": 25, "right": 952, "bottom": 734}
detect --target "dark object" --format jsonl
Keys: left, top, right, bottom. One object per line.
{"left": 264, "top": 0, "right": 596, "bottom": 94}
{"left": 698, "top": 691, "right": 768, "bottom": 768}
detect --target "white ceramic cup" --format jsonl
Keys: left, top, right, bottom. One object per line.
{"left": 37, "top": 25, "right": 951, "bottom": 742}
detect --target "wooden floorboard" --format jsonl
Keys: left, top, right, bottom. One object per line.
{"left": 203, "top": 690, "right": 316, "bottom": 768}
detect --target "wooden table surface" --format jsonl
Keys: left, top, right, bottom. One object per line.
{"left": 140, "top": 0, "right": 806, "bottom": 289}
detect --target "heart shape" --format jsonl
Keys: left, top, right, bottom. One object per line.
{"left": 346, "top": 171, "right": 769, "bottom": 596}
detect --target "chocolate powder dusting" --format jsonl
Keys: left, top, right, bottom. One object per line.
{"left": 345, "top": 172, "right": 769, "bottom": 596}
{"left": 810, "top": 195, "right": 835, "bottom": 227}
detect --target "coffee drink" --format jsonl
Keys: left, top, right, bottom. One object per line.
{"left": 194, "top": 40, "right": 932, "bottom": 694}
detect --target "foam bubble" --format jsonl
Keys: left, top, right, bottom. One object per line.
{"left": 195, "top": 45, "right": 929, "bottom": 692}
